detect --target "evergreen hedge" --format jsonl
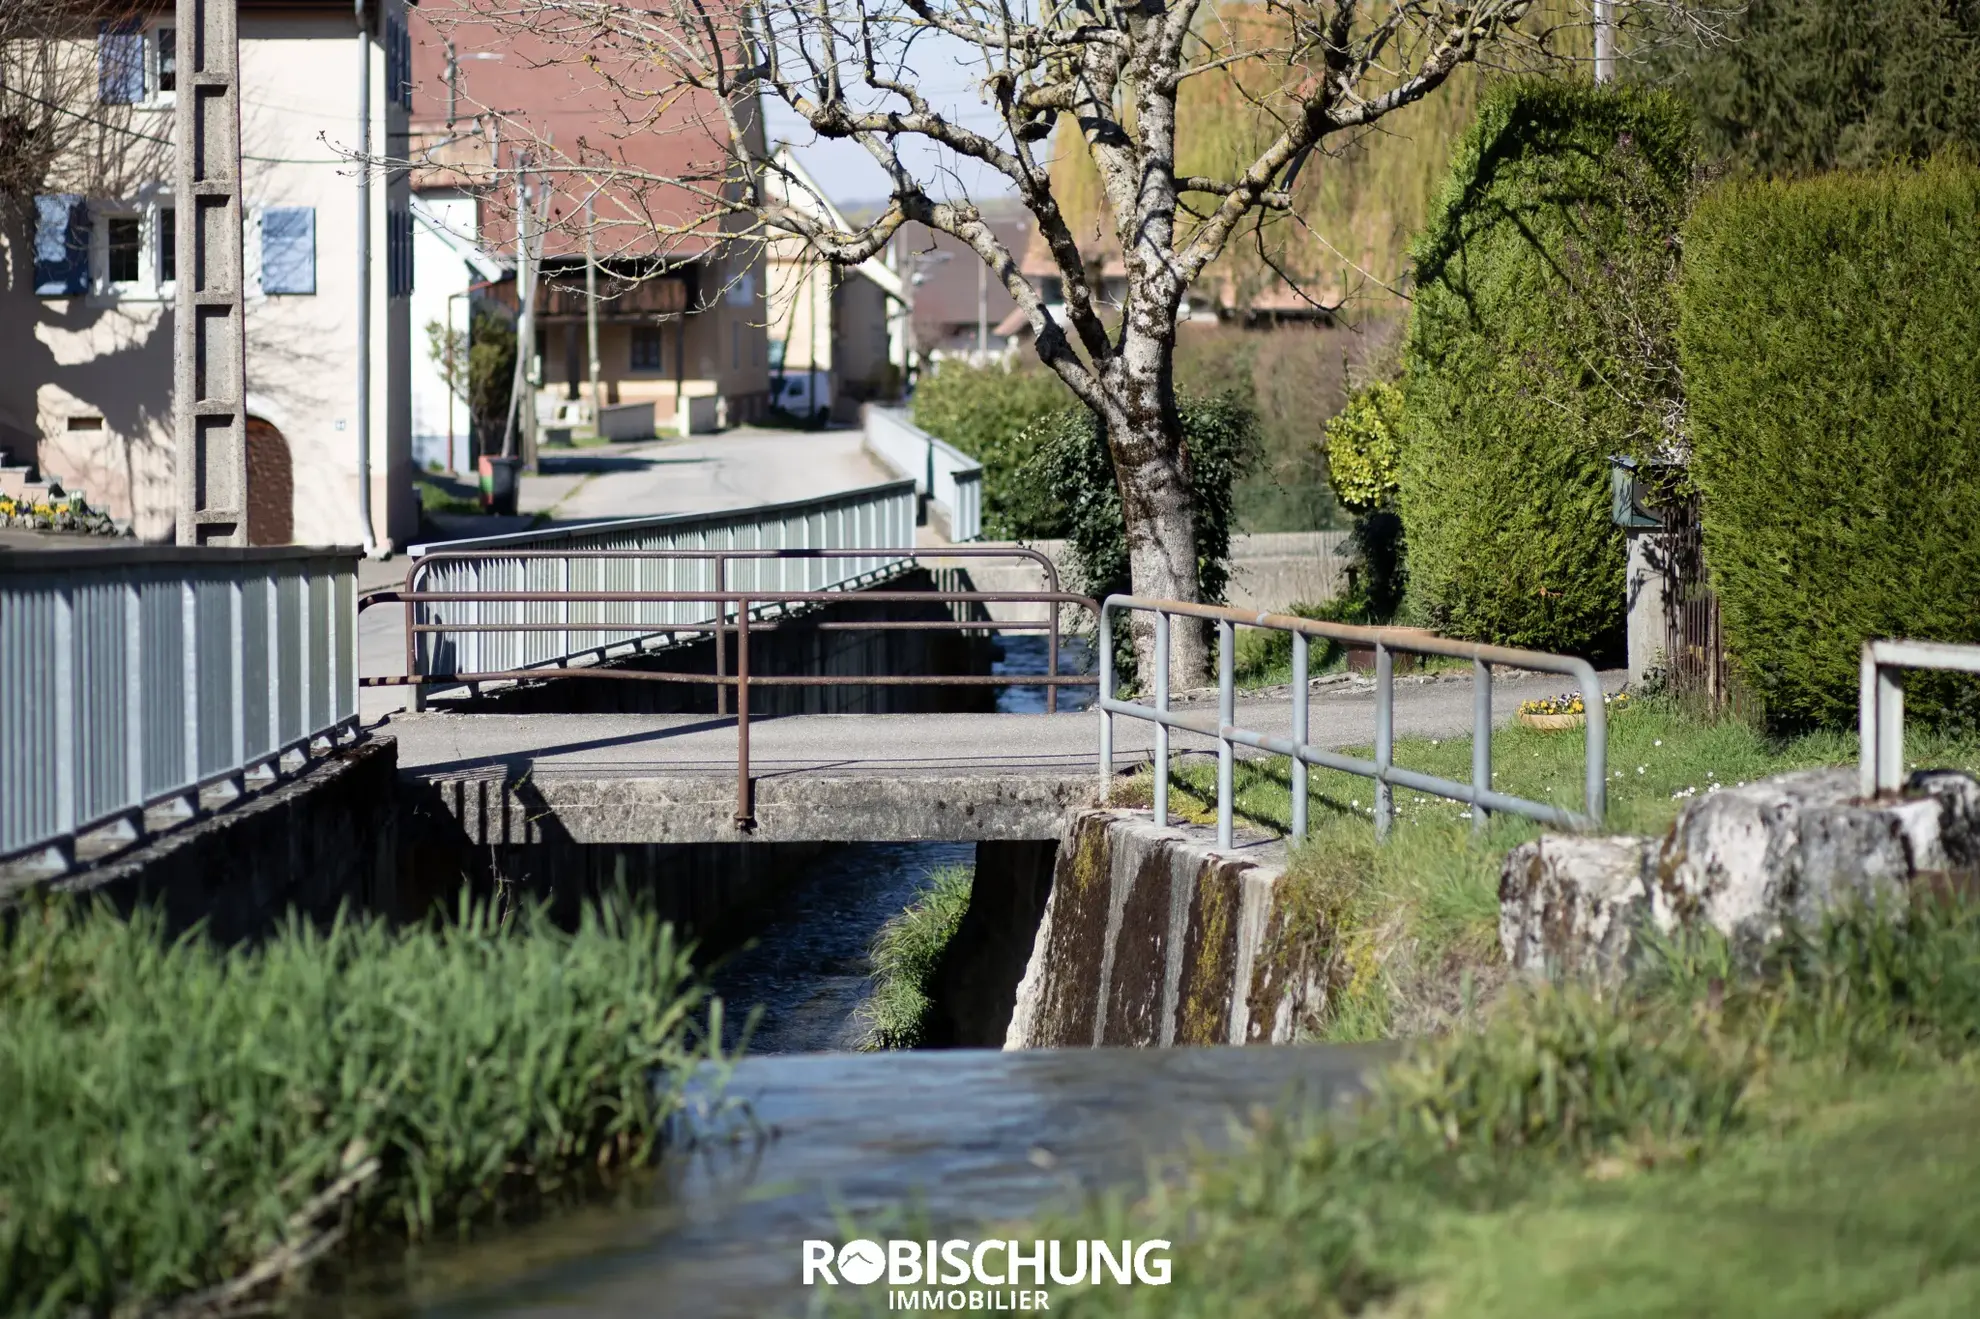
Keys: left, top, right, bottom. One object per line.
{"left": 1680, "top": 160, "right": 1980, "bottom": 728}
{"left": 1398, "top": 80, "right": 1693, "bottom": 653}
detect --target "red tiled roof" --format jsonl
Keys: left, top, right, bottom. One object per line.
{"left": 409, "top": 7, "right": 752, "bottom": 263}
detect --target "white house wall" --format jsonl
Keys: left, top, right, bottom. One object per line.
{"left": 3, "top": 9, "right": 414, "bottom": 548}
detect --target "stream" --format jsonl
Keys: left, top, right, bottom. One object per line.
{"left": 297, "top": 632, "right": 1392, "bottom": 1316}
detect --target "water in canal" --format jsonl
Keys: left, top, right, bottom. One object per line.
{"left": 299, "top": 631, "right": 1389, "bottom": 1316}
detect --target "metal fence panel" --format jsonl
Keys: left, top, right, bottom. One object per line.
{"left": 0, "top": 548, "right": 361, "bottom": 871}
{"left": 405, "top": 481, "right": 919, "bottom": 681}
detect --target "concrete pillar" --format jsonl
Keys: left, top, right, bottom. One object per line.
{"left": 1626, "top": 526, "right": 1672, "bottom": 687}
{"left": 174, "top": 0, "right": 250, "bottom": 546}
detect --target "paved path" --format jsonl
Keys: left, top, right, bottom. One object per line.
{"left": 388, "top": 668, "right": 1623, "bottom": 844}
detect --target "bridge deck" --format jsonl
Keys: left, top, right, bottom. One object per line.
{"left": 388, "top": 667, "right": 1621, "bottom": 844}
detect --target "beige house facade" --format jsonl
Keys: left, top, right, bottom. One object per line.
{"left": 763, "top": 146, "right": 904, "bottom": 422}
{"left": 0, "top": 1, "right": 415, "bottom": 546}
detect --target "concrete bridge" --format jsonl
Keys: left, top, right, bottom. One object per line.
{"left": 2, "top": 473, "right": 1616, "bottom": 939}
{"left": 388, "top": 657, "right": 1616, "bottom": 846}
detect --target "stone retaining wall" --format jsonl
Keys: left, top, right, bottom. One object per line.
{"left": 1002, "top": 810, "right": 1332, "bottom": 1048}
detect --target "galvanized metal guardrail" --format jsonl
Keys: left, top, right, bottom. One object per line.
{"left": 863, "top": 406, "right": 984, "bottom": 542}
{"left": 1, "top": 546, "right": 360, "bottom": 874}
{"left": 402, "top": 481, "right": 918, "bottom": 706}
{"left": 1097, "top": 597, "right": 1607, "bottom": 848}
{"left": 1860, "top": 639, "right": 1980, "bottom": 796}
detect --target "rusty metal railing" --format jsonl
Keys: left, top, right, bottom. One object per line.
{"left": 359, "top": 546, "right": 1097, "bottom": 830}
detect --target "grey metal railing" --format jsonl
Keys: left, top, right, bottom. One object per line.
{"left": 1097, "top": 597, "right": 1607, "bottom": 848}
{"left": 1, "top": 546, "right": 360, "bottom": 874}
{"left": 863, "top": 406, "right": 984, "bottom": 541}
{"left": 403, "top": 481, "right": 918, "bottom": 702}
{"left": 1860, "top": 639, "right": 1980, "bottom": 796}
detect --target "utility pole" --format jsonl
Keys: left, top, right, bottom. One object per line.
{"left": 502, "top": 157, "right": 530, "bottom": 459}
{"left": 174, "top": 0, "right": 249, "bottom": 546}
{"left": 584, "top": 192, "right": 600, "bottom": 430}
{"left": 444, "top": 38, "right": 457, "bottom": 128}
{"left": 1593, "top": 1, "right": 1616, "bottom": 84}
{"left": 976, "top": 255, "right": 987, "bottom": 361}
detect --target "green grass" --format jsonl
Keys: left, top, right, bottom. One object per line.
{"left": 0, "top": 892, "right": 726, "bottom": 1316}
{"left": 413, "top": 472, "right": 482, "bottom": 518}
{"left": 1115, "top": 704, "right": 1980, "bottom": 1039}
{"left": 856, "top": 865, "right": 973, "bottom": 1051}
{"left": 1005, "top": 894, "right": 1980, "bottom": 1318}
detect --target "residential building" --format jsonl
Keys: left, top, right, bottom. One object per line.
{"left": 0, "top": 0, "right": 417, "bottom": 546}
{"left": 405, "top": 9, "right": 769, "bottom": 445}
{"left": 762, "top": 145, "right": 904, "bottom": 422}
{"left": 888, "top": 200, "right": 1029, "bottom": 364}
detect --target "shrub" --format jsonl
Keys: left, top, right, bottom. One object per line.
{"left": 1324, "top": 381, "right": 1405, "bottom": 515}
{"left": 1399, "top": 80, "right": 1693, "bottom": 653}
{"left": 1013, "top": 393, "right": 1259, "bottom": 608}
{"left": 1680, "top": 160, "right": 1980, "bottom": 728}
{"left": 909, "top": 361, "right": 1072, "bottom": 537}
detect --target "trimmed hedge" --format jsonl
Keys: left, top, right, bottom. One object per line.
{"left": 1681, "top": 159, "right": 1980, "bottom": 728}
{"left": 1398, "top": 80, "right": 1693, "bottom": 653}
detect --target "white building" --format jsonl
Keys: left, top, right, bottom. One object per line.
{"left": 0, "top": 0, "right": 417, "bottom": 546}
{"left": 409, "top": 191, "right": 500, "bottom": 473}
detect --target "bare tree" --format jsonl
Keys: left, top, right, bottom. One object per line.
{"left": 418, "top": 0, "right": 1721, "bottom": 673}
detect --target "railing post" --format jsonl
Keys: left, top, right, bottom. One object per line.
{"left": 1472, "top": 659, "right": 1492, "bottom": 837}
{"left": 1098, "top": 601, "right": 1114, "bottom": 794}
{"left": 1877, "top": 661, "right": 1905, "bottom": 795}
{"left": 1217, "top": 618, "right": 1234, "bottom": 850}
{"left": 1859, "top": 644, "right": 1879, "bottom": 799}
{"left": 1374, "top": 641, "right": 1393, "bottom": 842}
{"left": 1580, "top": 662, "right": 1608, "bottom": 826}
{"left": 1154, "top": 610, "right": 1170, "bottom": 828}
{"left": 1290, "top": 631, "right": 1308, "bottom": 841}
{"left": 734, "top": 595, "right": 753, "bottom": 829}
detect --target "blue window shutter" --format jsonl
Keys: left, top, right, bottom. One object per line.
{"left": 262, "top": 207, "right": 316, "bottom": 295}
{"left": 98, "top": 20, "right": 145, "bottom": 104}
{"left": 33, "top": 195, "right": 90, "bottom": 296}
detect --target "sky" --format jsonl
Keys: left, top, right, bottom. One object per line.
{"left": 760, "top": 28, "right": 1020, "bottom": 210}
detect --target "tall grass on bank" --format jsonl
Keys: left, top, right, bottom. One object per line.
{"left": 1006, "top": 895, "right": 1980, "bottom": 1318}
{"left": 0, "top": 893, "right": 725, "bottom": 1317}
{"left": 856, "top": 866, "right": 973, "bottom": 1051}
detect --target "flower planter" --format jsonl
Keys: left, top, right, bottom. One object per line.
{"left": 1518, "top": 710, "right": 1585, "bottom": 732}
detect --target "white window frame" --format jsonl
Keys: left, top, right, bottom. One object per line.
{"left": 92, "top": 195, "right": 174, "bottom": 303}
{"left": 146, "top": 22, "right": 178, "bottom": 108}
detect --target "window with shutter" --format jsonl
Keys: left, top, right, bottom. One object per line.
{"left": 33, "top": 196, "right": 90, "bottom": 296}
{"left": 261, "top": 208, "right": 317, "bottom": 295}
{"left": 98, "top": 20, "right": 145, "bottom": 104}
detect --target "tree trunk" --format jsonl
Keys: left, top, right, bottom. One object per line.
{"left": 1113, "top": 414, "right": 1206, "bottom": 687}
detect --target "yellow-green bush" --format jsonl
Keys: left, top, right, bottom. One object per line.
{"left": 1324, "top": 381, "right": 1405, "bottom": 514}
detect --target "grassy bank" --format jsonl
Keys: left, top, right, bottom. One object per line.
{"left": 0, "top": 894, "right": 724, "bottom": 1316}
{"left": 856, "top": 865, "right": 973, "bottom": 1051}
{"left": 1026, "top": 893, "right": 1980, "bottom": 1317}
{"left": 1116, "top": 703, "right": 1980, "bottom": 1039}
